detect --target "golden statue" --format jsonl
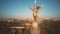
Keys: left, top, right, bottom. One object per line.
{"left": 32, "top": 0, "right": 44, "bottom": 22}
{"left": 25, "top": 0, "right": 44, "bottom": 34}
{"left": 32, "top": 6, "right": 42, "bottom": 22}
{"left": 30, "top": 0, "right": 44, "bottom": 34}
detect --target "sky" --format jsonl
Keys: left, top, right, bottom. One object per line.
{"left": 0, "top": 0, "right": 60, "bottom": 18}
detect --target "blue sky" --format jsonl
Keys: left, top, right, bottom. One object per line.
{"left": 0, "top": 0, "right": 60, "bottom": 18}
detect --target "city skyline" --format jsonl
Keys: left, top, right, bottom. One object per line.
{"left": 0, "top": 0, "right": 60, "bottom": 18}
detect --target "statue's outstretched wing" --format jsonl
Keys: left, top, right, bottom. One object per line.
{"left": 36, "top": 5, "right": 44, "bottom": 10}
